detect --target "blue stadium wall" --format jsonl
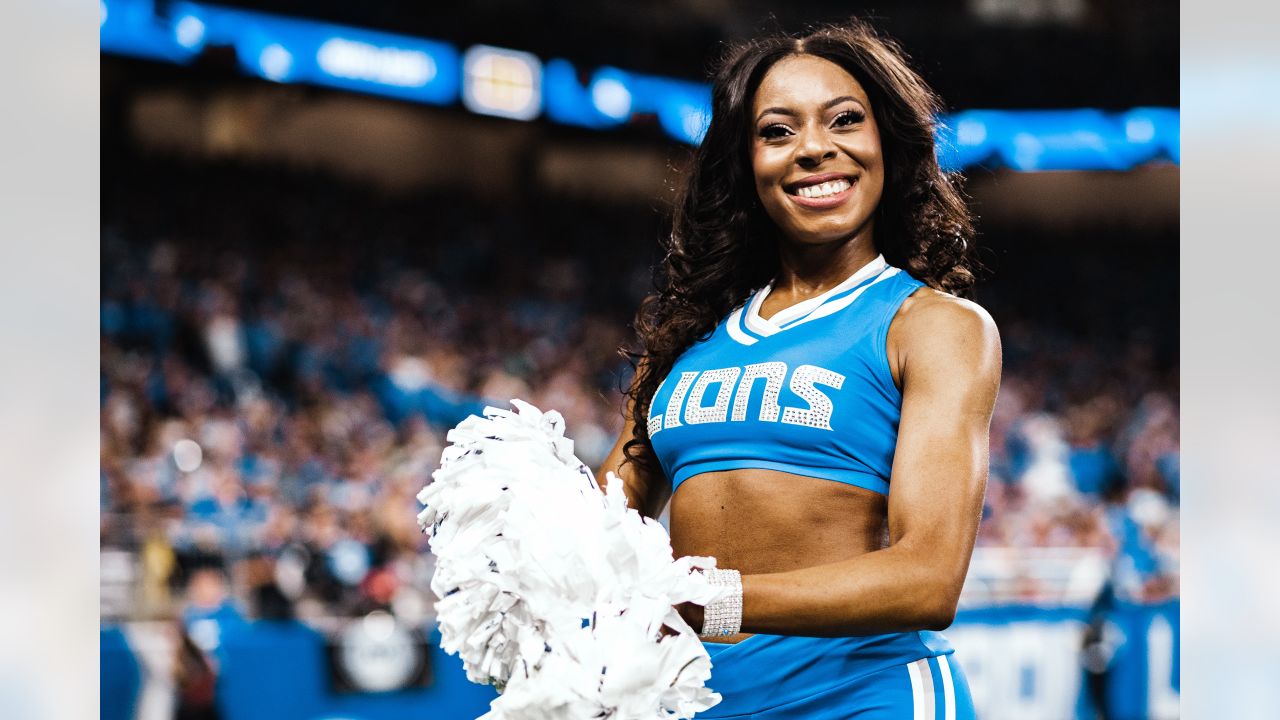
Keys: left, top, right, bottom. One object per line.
{"left": 102, "top": 601, "right": 1178, "bottom": 720}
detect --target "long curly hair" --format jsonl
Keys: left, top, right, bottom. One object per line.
{"left": 623, "top": 19, "right": 978, "bottom": 473}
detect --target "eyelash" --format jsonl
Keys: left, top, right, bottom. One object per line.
{"left": 833, "top": 110, "right": 864, "bottom": 127}
{"left": 759, "top": 110, "right": 864, "bottom": 139}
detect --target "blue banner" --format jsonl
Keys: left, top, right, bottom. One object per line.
{"left": 214, "top": 620, "right": 495, "bottom": 720}
{"left": 101, "top": 0, "right": 1178, "bottom": 168}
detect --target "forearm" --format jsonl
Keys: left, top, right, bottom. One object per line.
{"left": 738, "top": 541, "right": 963, "bottom": 637}
{"left": 625, "top": 474, "right": 671, "bottom": 520}
{"left": 595, "top": 459, "right": 670, "bottom": 520}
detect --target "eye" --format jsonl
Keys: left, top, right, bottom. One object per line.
{"left": 758, "top": 124, "right": 792, "bottom": 140}
{"left": 832, "top": 110, "right": 865, "bottom": 128}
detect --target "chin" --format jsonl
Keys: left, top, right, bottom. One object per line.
{"left": 783, "top": 217, "right": 869, "bottom": 246}
{"left": 763, "top": 195, "right": 874, "bottom": 247}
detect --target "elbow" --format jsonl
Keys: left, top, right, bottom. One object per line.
{"left": 916, "top": 581, "right": 963, "bottom": 631}
{"left": 920, "top": 601, "right": 957, "bottom": 631}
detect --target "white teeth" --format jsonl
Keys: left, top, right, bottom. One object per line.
{"left": 796, "top": 178, "right": 851, "bottom": 198}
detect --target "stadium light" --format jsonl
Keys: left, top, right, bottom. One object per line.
{"left": 544, "top": 58, "right": 620, "bottom": 129}
{"left": 173, "top": 13, "right": 206, "bottom": 50}
{"left": 462, "top": 45, "right": 542, "bottom": 121}
{"left": 317, "top": 37, "right": 438, "bottom": 88}
{"left": 100, "top": 0, "right": 200, "bottom": 63}
{"left": 589, "top": 68, "right": 634, "bottom": 122}
{"left": 1125, "top": 116, "right": 1156, "bottom": 144}
{"left": 257, "top": 43, "right": 293, "bottom": 82}
{"left": 956, "top": 118, "right": 988, "bottom": 147}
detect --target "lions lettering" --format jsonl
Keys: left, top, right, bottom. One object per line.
{"left": 684, "top": 367, "right": 742, "bottom": 424}
{"left": 782, "top": 365, "right": 846, "bottom": 430}
{"left": 732, "top": 362, "right": 786, "bottom": 422}
{"left": 650, "top": 362, "right": 845, "bottom": 434}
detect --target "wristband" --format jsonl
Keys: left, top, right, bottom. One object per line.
{"left": 699, "top": 568, "right": 743, "bottom": 638}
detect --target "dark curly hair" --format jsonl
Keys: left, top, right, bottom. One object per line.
{"left": 623, "top": 19, "right": 978, "bottom": 474}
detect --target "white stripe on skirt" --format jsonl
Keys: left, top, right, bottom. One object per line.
{"left": 936, "top": 655, "right": 957, "bottom": 720}
{"left": 907, "top": 659, "right": 934, "bottom": 720}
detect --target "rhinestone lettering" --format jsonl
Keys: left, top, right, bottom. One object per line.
{"left": 683, "top": 367, "right": 742, "bottom": 424}
{"left": 731, "top": 361, "right": 786, "bottom": 422}
{"left": 662, "top": 372, "right": 699, "bottom": 430}
{"left": 781, "top": 364, "right": 846, "bottom": 430}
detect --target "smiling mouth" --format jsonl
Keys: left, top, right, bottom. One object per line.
{"left": 784, "top": 175, "right": 857, "bottom": 208}
{"left": 790, "top": 178, "right": 853, "bottom": 199}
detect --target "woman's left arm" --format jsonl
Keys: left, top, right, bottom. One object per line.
{"left": 733, "top": 294, "right": 1002, "bottom": 636}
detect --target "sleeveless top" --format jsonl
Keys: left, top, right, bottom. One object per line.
{"left": 648, "top": 254, "right": 924, "bottom": 495}
{"left": 648, "top": 256, "right": 954, "bottom": 688}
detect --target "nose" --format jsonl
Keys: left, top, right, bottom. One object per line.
{"left": 795, "top": 125, "right": 838, "bottom": 168}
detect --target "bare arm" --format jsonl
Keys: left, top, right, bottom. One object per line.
{"left": 728, "top": 295, "right": 1001, "bottom": 636}
{"left": 597, "top": 400, "right": 672, "bottom": 520}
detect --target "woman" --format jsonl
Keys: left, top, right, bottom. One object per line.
{"left": 597, "top": 20, "right": 1001, "bottom": 719}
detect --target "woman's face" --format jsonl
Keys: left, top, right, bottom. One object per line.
{"left": 750, "top": 54, "right": 884, "bottom": 247}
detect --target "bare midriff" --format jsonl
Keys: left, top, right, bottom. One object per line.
{"left": 669, "top": 467, "right": 888, "bottom": 644}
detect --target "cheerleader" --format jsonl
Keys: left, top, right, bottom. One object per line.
{"left": 599, "top": 19, "right": 1001, "bottom": 718}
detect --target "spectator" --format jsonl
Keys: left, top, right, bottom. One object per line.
{"left": 101, "top": 153, "right": 1178, "bottom": 620}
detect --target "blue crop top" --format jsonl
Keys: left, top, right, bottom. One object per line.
{"left": 647, "top": 255, "right": 924, "bottom": 495}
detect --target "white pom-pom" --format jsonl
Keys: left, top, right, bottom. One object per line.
{"left": 418, "top": 400, "right": 724, "bottom": 719}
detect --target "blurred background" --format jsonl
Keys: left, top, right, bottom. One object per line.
{"left": 98, "top": 1, "right": 1178, "bottom": 718}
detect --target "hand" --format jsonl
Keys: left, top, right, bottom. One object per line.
{"left": 658, "top": 602, "right": 705, "bottom": 639}
{"left": 676, "top": 601, "right": 704, "bottom": 634}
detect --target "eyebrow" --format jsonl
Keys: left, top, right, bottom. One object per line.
{"left": 756, "top": 96, "right": 863, "bottom": 123}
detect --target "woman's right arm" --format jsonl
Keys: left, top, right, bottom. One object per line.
{"left": 596, "top": 408, "right": 671, "bottom": 520}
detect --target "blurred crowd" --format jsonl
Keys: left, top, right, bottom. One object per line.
{"left": 101, "top": 155, "right": 1179, "bottom": 627}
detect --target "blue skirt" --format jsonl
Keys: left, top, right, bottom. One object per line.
{"left": 700, "top": 632, "right": 976, "bottom": 719}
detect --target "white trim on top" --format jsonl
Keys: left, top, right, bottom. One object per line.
{"left": 748, "top": 254, "right": 888, "bottom": 332}
{"left": 782, "top": 266, "right": 900, "bottom": 331}
{"left": 741, "top": 287, "right": 778, "bottom": 338}
{"left": 724, "top": 306, "right": 759, "bottom": 346}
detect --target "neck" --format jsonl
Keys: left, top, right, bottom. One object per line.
{"left": 773, "top": 228, "right": 879, "bottom": 297}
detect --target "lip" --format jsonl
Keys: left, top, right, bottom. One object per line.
{"left": 785, "top": 175, "right": 857, "bottom": 210}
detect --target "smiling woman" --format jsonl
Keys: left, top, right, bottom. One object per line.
{"left": 751, "top": 55, "right": 885, "bottom": 249}
{"left": 597, "top": 18, "right": 999, "bottom": 719}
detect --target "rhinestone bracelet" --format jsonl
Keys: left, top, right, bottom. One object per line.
{"left": 699, "top": 568, "right": 743, "bottom": 638}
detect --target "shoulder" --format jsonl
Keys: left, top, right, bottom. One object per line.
{"left": 887, "top": 287, "right": 1001, "bottom": 388}
{"left": 895, "top": 287, "right": 999, "bottom": 343}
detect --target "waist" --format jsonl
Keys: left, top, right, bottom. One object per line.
{"left": 669, "top": 467, "right": 888, "bottom": 574}
{"left": 701, "top": 632, "right": 952, "bottom": 716}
